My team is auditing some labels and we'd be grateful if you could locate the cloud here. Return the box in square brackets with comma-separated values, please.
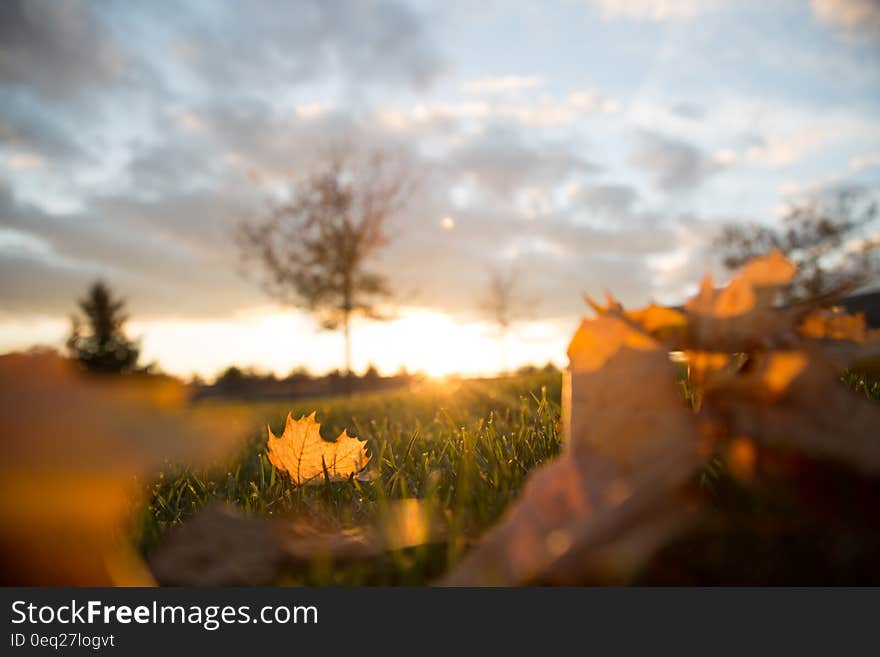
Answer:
[378, 90, 620, 132]
[631, 131, 729, 192]
[0, 94, 93, 168]
[744, 129, 833, 168]
[596, 0, 718, 22]
[669, 102, 705, 121]
[0, 0, 127, 98]
[574, 183, 640, 216]
[851, 153, 880, 172]
[374, 208, 688, 319]
[5, 0, 873, 347]
[0, 1, 446, 107]
[0, 0, 449, 217]
[812, 0, 880, 44]
[0, 177, 258, 318]
[141, 0, 446, 97]
[2, 153, 45, 171]
[746, 136, 799, 169]
[0, 72, 718, 328]
[295, 102, 336, 120]
[462, 75, 544, 95]
[442, 125, 599, 199]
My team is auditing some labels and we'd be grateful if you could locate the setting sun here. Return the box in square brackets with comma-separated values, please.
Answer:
[128, 307, 567, 380]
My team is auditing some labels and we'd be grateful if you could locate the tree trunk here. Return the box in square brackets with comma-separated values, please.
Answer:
[343, 312, 353, 395]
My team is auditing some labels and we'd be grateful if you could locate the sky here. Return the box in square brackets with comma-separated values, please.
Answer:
[1, 0, 879, 379]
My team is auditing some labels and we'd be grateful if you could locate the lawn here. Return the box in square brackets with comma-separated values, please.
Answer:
[137, 367, 880, 585]
[138, 370, 563, 585]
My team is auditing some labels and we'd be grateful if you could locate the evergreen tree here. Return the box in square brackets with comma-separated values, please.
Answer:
[67, 281, 140, 374]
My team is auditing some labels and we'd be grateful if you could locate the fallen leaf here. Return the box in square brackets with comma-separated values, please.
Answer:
[150, 500, 437, 585]
[446, 249, 880, 586]
[0, 351, 246, 585]
[149, 504, 285, 586]
[267, 411, 370, 485]
[445, 315, 701, 585]
[625, 302, 687, 338]
[705, 347, 880, 475]
[682, 251, 803, 352]
[737, 248, 798, 289]
[799, 308, 870, 342]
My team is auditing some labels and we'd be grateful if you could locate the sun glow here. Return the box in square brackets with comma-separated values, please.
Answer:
[357, 310, 498, 378]
[0, 306, 568, 380]
[131, 307, 567, 379]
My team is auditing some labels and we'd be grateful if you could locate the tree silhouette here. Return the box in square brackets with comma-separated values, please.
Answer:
[66, 281, 140, 374]
[716, 189, 879, 301]
[238, 150, 410, 376]
[481, 266, 526, 374]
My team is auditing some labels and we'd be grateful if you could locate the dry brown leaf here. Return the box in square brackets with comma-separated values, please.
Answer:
[684, 351, 736, 390]
[625, 302, 687, 338]
[683, 251, 802, 351]
[150, 500, 436, 586]
[704, 348, 880, 475]
[582, 291, 625, 317]
[447, 249, 879, 586]
[149, 503, 380, 586]
[797, 307, 880, 377]
[566, 316, 699, 471]
[737, 248, 798, 289]
[445, 315, 701, 585]
[267, 411, 370, 485]
[583, 291, 687, 342]
[0, 351, 246, 585]
[149, 504, 285, 586]
[799, 308, 870, 342]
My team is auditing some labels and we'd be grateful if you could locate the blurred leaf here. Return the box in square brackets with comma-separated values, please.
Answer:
[445, 248, 880, 585]
[0, 352, 246, 585]
[149, 500, 437, 585]
[444, 315, 701, 585]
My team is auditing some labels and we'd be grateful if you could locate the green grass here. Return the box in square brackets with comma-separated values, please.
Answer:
[137, 367, 879, 585]
[138, 371, 563, 584]
[842, 370, 880, 401]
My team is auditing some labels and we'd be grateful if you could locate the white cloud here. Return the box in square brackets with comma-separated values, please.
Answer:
[746, 129, 833, 168]
[462, 75, 543, 95]
[597, 0, 718, 21]
[295, 102, 335, 120]
[812, 0, 880, 44]
[850, 152, 880, 172]
[3, 152, 46, 170]
[713, 149, 738, 167]
[176, 110, 205, 132]
[378, 89, 620, 130]
[0, 227, 53, 257]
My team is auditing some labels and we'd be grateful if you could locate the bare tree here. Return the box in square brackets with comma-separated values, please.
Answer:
[716, 189, 879, 301]
[237, 150, 411, 376]
[481, 266, 525, 374]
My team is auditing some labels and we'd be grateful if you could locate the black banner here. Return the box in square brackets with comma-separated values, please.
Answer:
[1, 588, 877, 654]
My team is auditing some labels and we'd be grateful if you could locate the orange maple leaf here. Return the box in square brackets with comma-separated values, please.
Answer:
[267, 412, 370, 485]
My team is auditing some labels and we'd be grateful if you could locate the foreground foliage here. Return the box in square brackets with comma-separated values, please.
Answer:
[446, 250, 880, 585]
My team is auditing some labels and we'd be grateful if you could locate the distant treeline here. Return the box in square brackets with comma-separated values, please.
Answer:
[193, 364, 416, 400]
[193, 362, 560, 400]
